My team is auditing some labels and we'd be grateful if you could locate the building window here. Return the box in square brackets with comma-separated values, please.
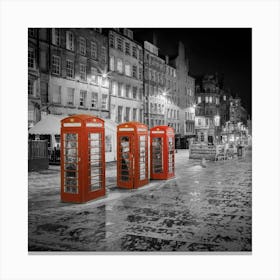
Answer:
[80, 63, 86, 81]
[197, 96, 201, 103]
[198, 118, 201, 126]
[112, 81, 118, 95]
[209, 96, 213, 103]
[67, 88, 75, 106]
[118, 83, 123, 97]
[80, 90, 87, 107]
[125, 107, 130, 122]
[91, 67, 98, 84]
[91, 92, 98, 108]
[139, 50, 143, 61]
[28, 48, 35, 68]
[52, 28, 60, 46]
[223, 95, 227, 101]
[125, 85, 130, 98]
[117, 106, 123, 123]
[133, 108, 137, 121]
[66, 31, 75, 51]
[101, 47, 106, 63]
[132, 65, 137, 78]
[28, 80, 34, 96]
[216, 98, 219, 105]
[53, 85, 61, 104]
[109, 33, 114, 48]
[125, 42, 130, 55]
[139, 67, 143, 80]
[132, 46, 137, 58]
[66, 60, 74, 78]
[133, 87, 137, 99]
[139, 87, 143, 100]
[91, 42, 97, 59]
[52, 55, 60, 75]
[117, 37, 123, 51]
[79, 37, 86, 55]
[117, 59, 123, 73]
[110, 56, 115, 71]
[205, 96, 209, 103]
[124, 64, 130, 76]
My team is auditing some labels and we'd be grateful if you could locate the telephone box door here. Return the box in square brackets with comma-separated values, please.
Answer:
[117, 135, 134, 188]
[87, 131, 105, 200]
[62, 131, 82, 201]
[151, 136, 164, 175]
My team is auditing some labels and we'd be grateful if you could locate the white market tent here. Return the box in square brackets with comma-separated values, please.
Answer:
[28, 114, 117, 162]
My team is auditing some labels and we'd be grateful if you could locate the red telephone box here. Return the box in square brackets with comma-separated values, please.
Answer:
[60, 115, 105, 203]
[150, 126, 175, 180]
[117, 122, 149, 189]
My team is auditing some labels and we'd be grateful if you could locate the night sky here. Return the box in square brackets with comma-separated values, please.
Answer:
[132, 28, 252, 116]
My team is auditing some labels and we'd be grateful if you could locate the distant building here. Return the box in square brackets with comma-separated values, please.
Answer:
[143, 41, 168, 129]
[170, 42, 195, 140]
[108, 28, 144, 124]
[194, 74, 224, 143]
[229, 97, 248, 125]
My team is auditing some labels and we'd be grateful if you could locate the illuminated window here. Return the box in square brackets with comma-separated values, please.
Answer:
[209, 96, 213, 103]
[223, 95, 226, 101]
[80, 64, 86, 81]
[205, 96, 209, 103]
[117, 59, 123, 73]
[197, 96, 201, 103]
[125, 64, 131, 76]
[110, 56, 115, 71]
[112, 81, 118, 95]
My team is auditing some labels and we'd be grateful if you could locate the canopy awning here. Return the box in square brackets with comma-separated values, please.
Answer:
[28, 114, 117, 135]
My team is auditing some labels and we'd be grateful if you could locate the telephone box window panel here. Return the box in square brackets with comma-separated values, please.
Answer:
[152, 137, 163, 174]
[139, 135, 147, 180]
[88, 133, 102, 191]
[168, 137, 174, 174]
[63, 133, 79, 193]
[120, 136, 130, 182]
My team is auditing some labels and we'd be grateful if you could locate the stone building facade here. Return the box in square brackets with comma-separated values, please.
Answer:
[28, 27, 110, 129]
[143, 41, 167, 129]
[108, 29, 144, 124]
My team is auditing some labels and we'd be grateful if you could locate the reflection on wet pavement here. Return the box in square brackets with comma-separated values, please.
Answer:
[28, 150, 252, 252]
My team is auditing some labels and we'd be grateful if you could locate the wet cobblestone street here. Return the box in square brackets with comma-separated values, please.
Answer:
[28, 150, 252, 252]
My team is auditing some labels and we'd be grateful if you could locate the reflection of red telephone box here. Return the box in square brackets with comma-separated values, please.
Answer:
[117, 122, 149, 189]
[60, 115, 105, 203]
[150, 126, 175, 180]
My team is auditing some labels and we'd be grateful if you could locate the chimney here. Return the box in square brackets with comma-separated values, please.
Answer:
[165, 55, 169, 65]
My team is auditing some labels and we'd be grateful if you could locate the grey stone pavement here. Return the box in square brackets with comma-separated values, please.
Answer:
[28, 149, 252, 252]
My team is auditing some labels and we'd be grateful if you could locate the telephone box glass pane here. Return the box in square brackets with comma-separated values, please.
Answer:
[139, 135, 146, 180]
[88, 133, 102, 191]
[152, 137, 163, 174]
[120, 136, 130, 181]
[168, 137, 174, 173]
[64, 133, 78, 193]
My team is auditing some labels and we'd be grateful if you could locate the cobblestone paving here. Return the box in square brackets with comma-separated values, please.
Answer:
[28, 150, 252, 252]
